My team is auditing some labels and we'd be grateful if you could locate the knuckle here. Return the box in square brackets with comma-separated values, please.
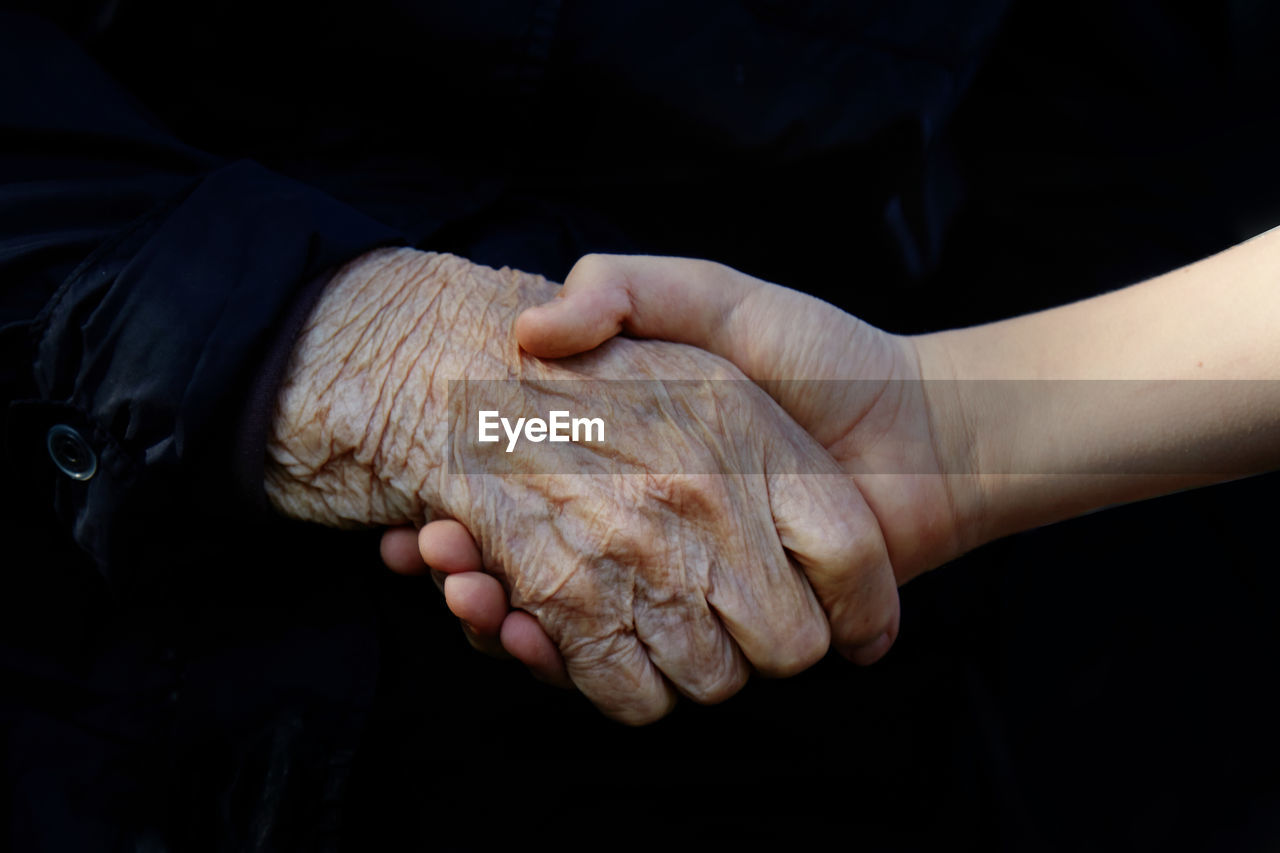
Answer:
[564, 633, 679, 726]
[560, 623, 635, 670]
[752, 616, 830, 677]
[568, 253, 620, 288]
[820, 523, 885, 574]
[507, 561, 586, 614]
[682, 660, 748, 706]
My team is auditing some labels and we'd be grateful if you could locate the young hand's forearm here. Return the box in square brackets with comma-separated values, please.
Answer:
[915, 226, 1280, 549]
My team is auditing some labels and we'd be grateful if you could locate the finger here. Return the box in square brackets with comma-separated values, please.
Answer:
[556, 624, 678, 726]
[515, 254, 759, 359]
[639, 615, 749, 705]
[844, 603, 900, 666]
[520, 255, 865, 441]
[767, 453, 900, 665]
[631, 560, 751, 704]
[443, 572, 508, 636]
[381, 526, 428, 575]
[701, 481, 833, 679]
[499, 610, 572, 689]
[413, 521, 513, 656]
[418, 519, 484, 574]
[501, 544, 679, 722]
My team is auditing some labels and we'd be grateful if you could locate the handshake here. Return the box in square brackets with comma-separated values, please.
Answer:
[264, 248, 949, 724]
[264, 238, 1280, 724]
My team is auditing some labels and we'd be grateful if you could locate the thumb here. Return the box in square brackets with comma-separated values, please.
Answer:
[515, 254, 760, 359]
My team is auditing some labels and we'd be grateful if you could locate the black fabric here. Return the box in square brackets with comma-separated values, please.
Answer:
[2, 2, 1279, 851]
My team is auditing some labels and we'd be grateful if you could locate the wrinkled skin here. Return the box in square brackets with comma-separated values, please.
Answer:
[387, 254, 959, 682]
[518, 254, 972, 583]
[266, 249, 898, 724]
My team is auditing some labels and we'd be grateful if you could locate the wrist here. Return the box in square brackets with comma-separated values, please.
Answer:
[907, 330, 998, 561]
[265, 249, 542, 526]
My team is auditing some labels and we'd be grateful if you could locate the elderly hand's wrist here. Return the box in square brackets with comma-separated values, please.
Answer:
[265, 248, 535, 526]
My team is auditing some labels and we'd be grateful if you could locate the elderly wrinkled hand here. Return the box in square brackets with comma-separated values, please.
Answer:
[265, 248, 898, 723]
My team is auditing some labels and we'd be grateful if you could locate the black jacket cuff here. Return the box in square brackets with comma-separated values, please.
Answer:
[15, 159, 403, 580]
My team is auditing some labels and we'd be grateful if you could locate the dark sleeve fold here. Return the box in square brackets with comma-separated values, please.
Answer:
[1, 12, 403, 582]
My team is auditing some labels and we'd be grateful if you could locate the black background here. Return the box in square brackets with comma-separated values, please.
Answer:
[351, 3, 1280, 849]
[4, 1, 1280, 850]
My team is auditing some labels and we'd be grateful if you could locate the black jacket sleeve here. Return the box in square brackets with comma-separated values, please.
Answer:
[1, 11, 403, 583]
